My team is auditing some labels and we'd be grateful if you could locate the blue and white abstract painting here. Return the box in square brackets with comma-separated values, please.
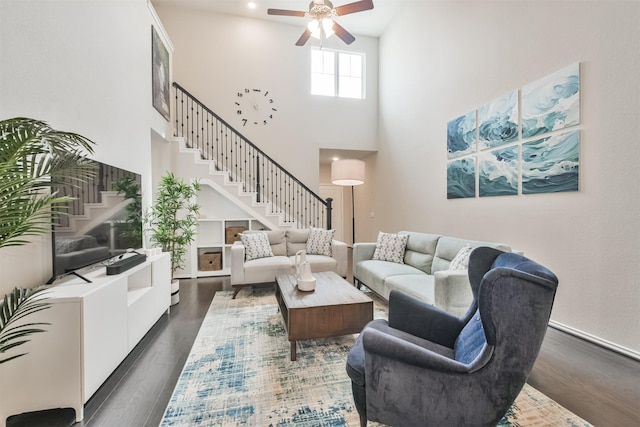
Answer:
[522, 130, 580, 194]
[479, 145, 519, 197]
[522, 63, 580, 138]
[447, 110, 477, 158]
[447, 157, 476, 199]
[478, 90, 519, 150]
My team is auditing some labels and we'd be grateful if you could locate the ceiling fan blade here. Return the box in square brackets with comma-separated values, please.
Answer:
[335, 0, 374, 16]
[267, 8, 306, 17]
[295, 29, 312, 46]
[332, 22, 356, 45]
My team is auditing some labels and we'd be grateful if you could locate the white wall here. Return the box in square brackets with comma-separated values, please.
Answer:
[377, 1, 640, 356]
[153, 5, 379, 191]
[0, 0, 168, 294]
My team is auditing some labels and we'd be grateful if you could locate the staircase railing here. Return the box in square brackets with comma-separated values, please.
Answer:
[172, 82, 332, 229]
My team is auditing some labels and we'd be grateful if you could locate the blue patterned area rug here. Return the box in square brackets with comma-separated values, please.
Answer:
[161, 289, 591, 427]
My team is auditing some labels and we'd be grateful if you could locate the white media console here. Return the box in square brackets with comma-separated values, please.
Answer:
[0, 252, 171, 426]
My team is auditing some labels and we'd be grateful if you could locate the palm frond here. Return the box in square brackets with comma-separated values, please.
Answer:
[0, 117, 96, 249]
[0, 287, 51, 364]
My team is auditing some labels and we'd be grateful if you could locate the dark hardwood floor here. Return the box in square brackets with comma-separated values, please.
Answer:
[7, 276, 640, 426]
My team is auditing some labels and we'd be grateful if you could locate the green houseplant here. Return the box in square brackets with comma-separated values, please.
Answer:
[146, 172, 200, 305]
[113, 175, 143, 248]
[0, 117, 96, 364]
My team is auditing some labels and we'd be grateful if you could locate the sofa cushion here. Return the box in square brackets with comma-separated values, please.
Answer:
[286, 228, 310, 256]
[266, 230, 287, 256]
[399, 232, 441, 273]
[384, 274, 436, 304]
[240, 232, 274, 261]
[373, 232, 409, 264]
[244, 230, 286, 256]
[355, 259, 423, 293]
[243, 255, 293, 284]
[432, 237, 506, 273]
[289, 254, 337, 273]
[449, 244, 473, 271]
[306, 228, 335, 256]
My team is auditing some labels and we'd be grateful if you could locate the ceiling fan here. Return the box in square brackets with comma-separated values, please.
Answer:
[268, 0, 374, 46]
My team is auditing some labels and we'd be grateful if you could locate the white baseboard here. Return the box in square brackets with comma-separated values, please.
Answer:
[549, 320, 640, 362]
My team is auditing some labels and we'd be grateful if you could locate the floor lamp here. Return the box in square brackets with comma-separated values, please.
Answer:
[331, 159, 365, 245]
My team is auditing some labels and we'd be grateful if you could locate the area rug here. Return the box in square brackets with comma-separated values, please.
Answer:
[161, 289, 592, 426]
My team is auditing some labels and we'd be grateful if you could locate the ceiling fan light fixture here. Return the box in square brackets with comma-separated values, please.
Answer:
[322, 18, 335, 37]
[307, 19, 321, 39]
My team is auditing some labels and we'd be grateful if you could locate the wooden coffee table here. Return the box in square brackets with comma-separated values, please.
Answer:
[275, 271, 373, 361]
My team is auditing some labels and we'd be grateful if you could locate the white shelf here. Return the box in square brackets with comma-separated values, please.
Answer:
[127, 287, 152, 306]
[185, 185, 271, 278]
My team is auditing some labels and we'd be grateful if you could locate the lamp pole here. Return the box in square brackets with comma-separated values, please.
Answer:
[351, 185, 356, 245]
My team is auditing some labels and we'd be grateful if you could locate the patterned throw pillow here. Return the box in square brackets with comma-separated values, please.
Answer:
[372, 232, 409, 264]
[240, 232, 274, 261]
[449, 244, 473, 271]
[306, 228, 335, 256]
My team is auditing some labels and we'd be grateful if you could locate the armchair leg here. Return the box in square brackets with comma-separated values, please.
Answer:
[359, 412, 367, 427]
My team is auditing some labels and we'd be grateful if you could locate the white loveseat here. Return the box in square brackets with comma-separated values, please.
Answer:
[230, 229, 348, 298]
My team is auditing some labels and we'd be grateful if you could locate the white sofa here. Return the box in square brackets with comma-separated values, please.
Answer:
[230, 229, 348, 298]
[353, 231, 510, 316]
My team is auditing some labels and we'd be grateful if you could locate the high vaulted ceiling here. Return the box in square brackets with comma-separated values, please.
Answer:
[150, 0, 406, 38]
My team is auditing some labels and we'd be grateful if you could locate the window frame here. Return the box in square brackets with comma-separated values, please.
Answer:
[310, 47, 366, 99]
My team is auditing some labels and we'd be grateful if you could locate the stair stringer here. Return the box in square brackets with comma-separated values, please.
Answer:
[169, 137, 295, 231]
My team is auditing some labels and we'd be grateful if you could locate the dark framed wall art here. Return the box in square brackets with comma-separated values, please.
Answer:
[152, 26, 170, 121]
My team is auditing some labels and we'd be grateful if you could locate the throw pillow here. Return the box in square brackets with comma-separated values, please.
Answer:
[240, 232, 274, 261]
[372, 232, 409, 264]
[449, 244, 473, 271]
[306, 228, 335, 256]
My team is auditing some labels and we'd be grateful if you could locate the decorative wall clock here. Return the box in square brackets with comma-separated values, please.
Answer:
[235, 88, 277, 126]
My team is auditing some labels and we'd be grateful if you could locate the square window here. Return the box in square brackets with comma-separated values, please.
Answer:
[311, 48, 364, 99]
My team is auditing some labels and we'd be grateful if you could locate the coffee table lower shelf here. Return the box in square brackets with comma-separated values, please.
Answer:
[275, 271, 373, 361]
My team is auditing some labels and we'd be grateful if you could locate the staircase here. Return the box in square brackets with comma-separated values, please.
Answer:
[171, 82, 332, 231]
[54, 191, 129, 237]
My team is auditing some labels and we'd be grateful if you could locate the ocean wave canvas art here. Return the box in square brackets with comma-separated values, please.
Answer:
[479, 145, 519, 197]
[478, 90, 519, 150]
[522, 63, 580, 138]
[522, 130, 580, 194]
[447, 110, 477, 158]
[447, 157, 476, 199]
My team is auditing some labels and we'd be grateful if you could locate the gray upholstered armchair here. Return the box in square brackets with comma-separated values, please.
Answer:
[346, 247, 559, 426]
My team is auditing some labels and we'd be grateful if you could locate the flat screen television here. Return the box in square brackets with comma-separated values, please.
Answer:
[49, 160, 143, 282]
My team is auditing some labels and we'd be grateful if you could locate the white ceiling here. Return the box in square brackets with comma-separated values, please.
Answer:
[151, 0, 406, 38]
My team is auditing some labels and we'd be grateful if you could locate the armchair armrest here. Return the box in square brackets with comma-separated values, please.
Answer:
[331, 239, 348, 277]
[362, 327, 470, 374]
[230, 241, 245, 285]
[388, 290, 464, 348]
[433, 270, 474, 317]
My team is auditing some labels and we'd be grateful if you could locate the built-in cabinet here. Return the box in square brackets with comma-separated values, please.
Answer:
[0, 253, 170, 426]
[176, 184, 269, 279]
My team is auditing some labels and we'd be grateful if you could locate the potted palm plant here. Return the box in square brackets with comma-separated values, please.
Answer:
[0, 117, 96, 364]
[146, 172, 200, 305]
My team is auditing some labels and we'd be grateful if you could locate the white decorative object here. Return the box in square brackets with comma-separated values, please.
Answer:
[295, 249, 316, 292]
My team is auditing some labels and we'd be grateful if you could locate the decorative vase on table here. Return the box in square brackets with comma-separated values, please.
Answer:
[295, 250, 316, 292]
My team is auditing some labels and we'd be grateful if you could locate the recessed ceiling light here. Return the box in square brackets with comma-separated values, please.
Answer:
[247, 1, 256, 9]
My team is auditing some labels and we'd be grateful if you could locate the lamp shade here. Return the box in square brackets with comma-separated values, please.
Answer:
[332, 159, 365, 186]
